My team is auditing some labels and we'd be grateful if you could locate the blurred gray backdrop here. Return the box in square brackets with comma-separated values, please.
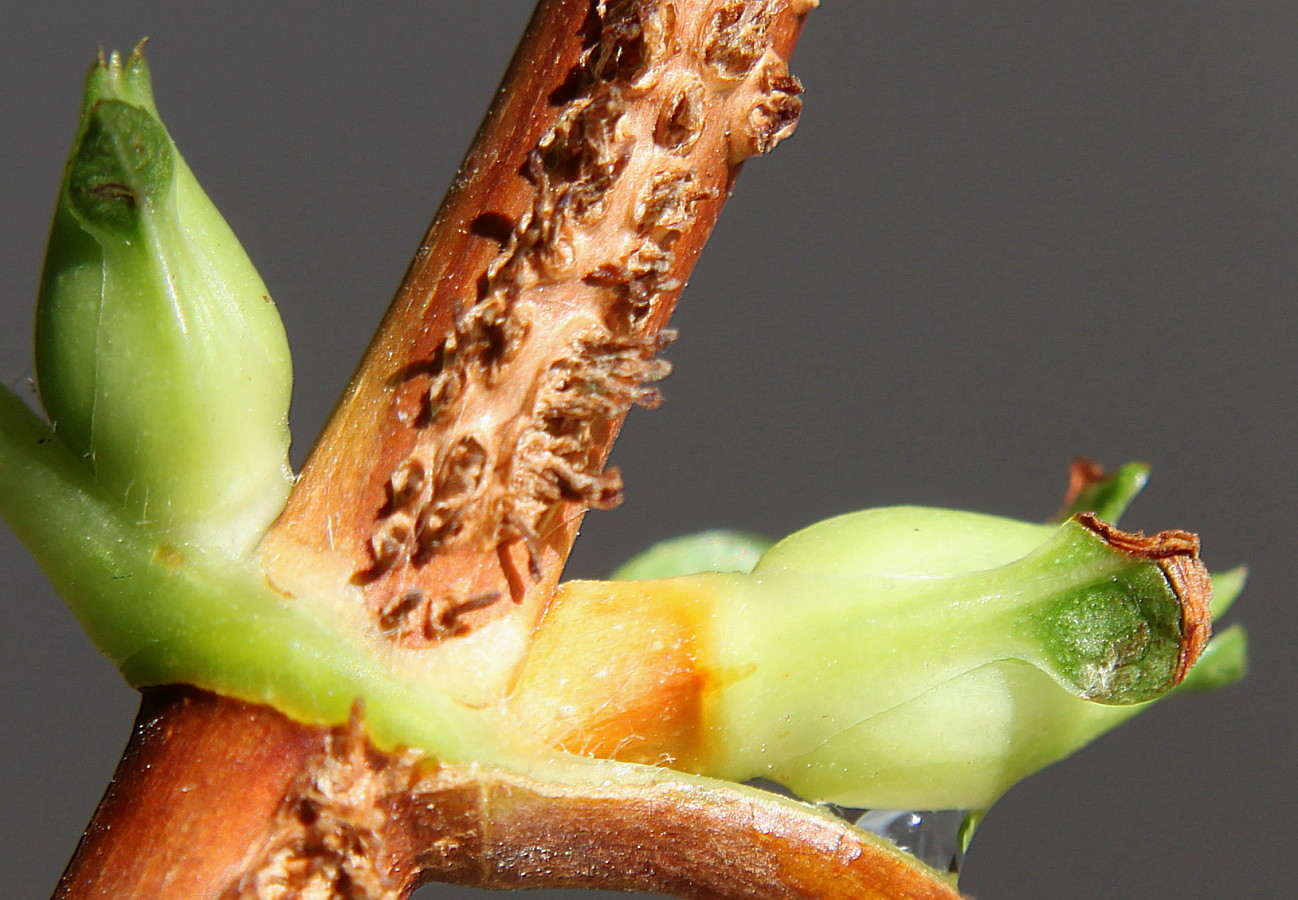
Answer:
[2, 3, 1293, 897]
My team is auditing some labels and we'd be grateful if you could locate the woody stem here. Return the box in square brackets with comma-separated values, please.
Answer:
[43, 4, 958, 899]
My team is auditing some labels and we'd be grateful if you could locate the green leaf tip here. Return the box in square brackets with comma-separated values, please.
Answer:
[1056, 458, 1150, 523]
[67, 98, 173, 237]
[611, 529, 772, 580]
[1209, 566, 1247, 618]
[34, 44, 293, 558]
[85, 41, 158, 114]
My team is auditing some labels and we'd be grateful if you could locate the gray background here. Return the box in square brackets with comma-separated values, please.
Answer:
[1, 3, 1292, 897]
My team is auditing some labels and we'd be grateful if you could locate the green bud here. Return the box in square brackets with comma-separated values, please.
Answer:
[35, 46, 292, 557]
[598, 488, 1229, 808]
[690, 506, 1217, 810]
[596, 489, 1240, 812]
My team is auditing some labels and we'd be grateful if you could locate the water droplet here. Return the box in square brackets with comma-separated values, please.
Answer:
[744, 780, 979, 875]
[849, 808, 974, 874]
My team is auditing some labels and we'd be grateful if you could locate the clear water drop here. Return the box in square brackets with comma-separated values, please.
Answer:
[849, 808, 974, 874]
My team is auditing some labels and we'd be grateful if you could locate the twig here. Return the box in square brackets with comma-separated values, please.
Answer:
[49, 3, 962, 898]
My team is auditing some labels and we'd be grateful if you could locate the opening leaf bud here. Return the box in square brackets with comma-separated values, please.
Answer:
[35, 45, 292, 557]
[512, 506, 1220, 811]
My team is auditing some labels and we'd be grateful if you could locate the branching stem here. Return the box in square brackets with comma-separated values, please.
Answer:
[51, 3, 964, 899]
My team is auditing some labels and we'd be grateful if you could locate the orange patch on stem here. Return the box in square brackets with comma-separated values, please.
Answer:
[509, 579, 709, 767]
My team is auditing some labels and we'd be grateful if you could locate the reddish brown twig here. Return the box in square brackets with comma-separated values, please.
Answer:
[54, 689, 317, 898]
[60, 686, 962, 900]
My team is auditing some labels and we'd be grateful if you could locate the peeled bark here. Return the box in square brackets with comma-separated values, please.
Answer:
[260, 0, 816, 700]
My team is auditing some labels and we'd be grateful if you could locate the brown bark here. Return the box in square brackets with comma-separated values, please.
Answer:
[396, 766, 963, 900]
[54, 688, 319, 898]
[58, 686, 961, 900]
[51, 2, 965, 898]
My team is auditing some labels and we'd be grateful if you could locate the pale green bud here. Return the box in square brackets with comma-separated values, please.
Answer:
[581, 482, 1239, 813]
[698, 509, 1210, 809]
[35, 46, 292, 557]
